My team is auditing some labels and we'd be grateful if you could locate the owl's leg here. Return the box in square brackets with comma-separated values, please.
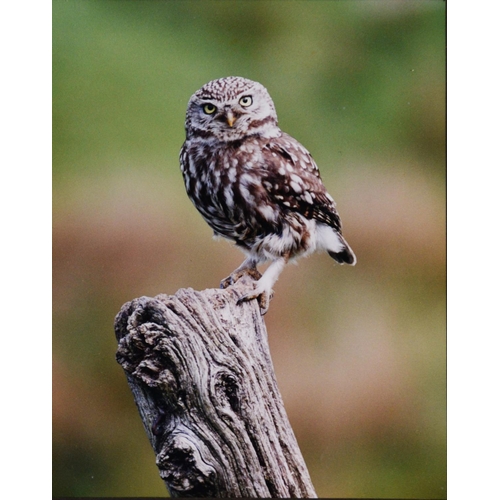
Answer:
[220, 257, 262, 289]
[237, 257, 287, 315]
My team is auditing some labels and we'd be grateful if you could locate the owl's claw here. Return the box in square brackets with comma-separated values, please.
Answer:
[220, 266, 271, 314]
[236, 287, 274, 316]
[220, 267, 262, 289]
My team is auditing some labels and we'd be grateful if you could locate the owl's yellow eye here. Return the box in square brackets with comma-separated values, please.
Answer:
[239, 96, 253, 107]
[203, 103, 216, 115]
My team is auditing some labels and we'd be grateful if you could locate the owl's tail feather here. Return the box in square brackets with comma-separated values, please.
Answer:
[328, 246, 356, 265]
[316, 223, 357, 265]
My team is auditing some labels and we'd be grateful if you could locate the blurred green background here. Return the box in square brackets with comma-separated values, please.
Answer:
[53, 0, 445, 497]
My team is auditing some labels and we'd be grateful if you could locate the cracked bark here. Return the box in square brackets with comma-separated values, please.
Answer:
[114, 276, 317, 498]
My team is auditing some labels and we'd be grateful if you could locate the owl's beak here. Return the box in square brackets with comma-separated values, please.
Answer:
[226, 111, 236, 127]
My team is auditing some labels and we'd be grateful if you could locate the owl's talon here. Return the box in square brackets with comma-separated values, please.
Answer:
[236, 288, 274, 316]
[220, 268, 262, 289]
[220, 276, 234, 289]
[258, 291, 273, 315]
[245, 268, 263, 282]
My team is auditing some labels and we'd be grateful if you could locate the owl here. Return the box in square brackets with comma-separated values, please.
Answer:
[180, 76, 356, 314]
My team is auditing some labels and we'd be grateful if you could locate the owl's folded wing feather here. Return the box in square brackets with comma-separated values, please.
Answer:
[261, 134, 343, 233]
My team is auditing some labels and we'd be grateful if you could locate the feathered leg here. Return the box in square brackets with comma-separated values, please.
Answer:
[237, 257, 287, 315]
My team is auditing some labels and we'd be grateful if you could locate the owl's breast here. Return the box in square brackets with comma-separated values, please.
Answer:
[181, 139, 280, 244]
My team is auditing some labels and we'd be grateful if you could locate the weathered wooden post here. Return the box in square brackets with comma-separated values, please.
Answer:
[114, 276, 317, 497]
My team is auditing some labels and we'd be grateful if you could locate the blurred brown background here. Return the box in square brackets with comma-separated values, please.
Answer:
[53, 1, 446, 497]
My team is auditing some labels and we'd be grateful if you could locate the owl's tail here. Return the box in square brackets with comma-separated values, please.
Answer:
[316, 223, 356, 265]
[328, 243, 356, 265]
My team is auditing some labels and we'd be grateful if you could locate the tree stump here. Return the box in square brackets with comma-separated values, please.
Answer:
[114, 276, 317, 498]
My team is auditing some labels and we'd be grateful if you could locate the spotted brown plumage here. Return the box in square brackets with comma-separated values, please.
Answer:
[180, 77, 356, 314]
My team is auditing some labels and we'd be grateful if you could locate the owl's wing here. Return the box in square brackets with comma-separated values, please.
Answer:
[261, 133, 343, 232]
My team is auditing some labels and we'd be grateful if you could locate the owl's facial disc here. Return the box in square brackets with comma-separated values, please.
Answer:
[223, 95, 256, 128]
[199, 101, 239, 127]
[186, 78, 279, 141]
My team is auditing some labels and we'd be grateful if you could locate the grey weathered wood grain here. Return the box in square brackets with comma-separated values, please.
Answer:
[114, 276, 317, 498]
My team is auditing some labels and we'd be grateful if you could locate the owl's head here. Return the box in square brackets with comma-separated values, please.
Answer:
[185, 77, 279, 142]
